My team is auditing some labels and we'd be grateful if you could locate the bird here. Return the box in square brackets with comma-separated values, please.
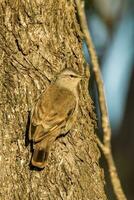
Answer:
[29, 68, 84, 168]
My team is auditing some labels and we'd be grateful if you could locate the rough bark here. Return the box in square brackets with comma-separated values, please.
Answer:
[0, 0, 107, 199]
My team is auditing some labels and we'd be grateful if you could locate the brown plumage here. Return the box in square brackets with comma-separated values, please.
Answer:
[29, 68, 83, 168]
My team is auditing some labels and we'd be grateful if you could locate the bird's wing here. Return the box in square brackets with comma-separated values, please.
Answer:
[29, 85, 76, 143]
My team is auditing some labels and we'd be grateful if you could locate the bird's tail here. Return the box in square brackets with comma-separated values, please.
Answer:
[31, 148, 49, 168]
[31, 127, 61, 168]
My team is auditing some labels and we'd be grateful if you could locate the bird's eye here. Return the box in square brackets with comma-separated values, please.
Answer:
[70, 75, 74, 78]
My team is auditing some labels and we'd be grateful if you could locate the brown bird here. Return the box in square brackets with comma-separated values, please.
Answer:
[29, 68, 83, 168]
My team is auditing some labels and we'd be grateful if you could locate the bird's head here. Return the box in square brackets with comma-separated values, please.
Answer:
[56, 68, 84, 90]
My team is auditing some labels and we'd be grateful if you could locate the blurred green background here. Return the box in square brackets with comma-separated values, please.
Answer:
[84, 0, 134, 199]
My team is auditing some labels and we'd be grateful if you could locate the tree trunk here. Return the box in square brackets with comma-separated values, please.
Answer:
[0, 0, 107, 199]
